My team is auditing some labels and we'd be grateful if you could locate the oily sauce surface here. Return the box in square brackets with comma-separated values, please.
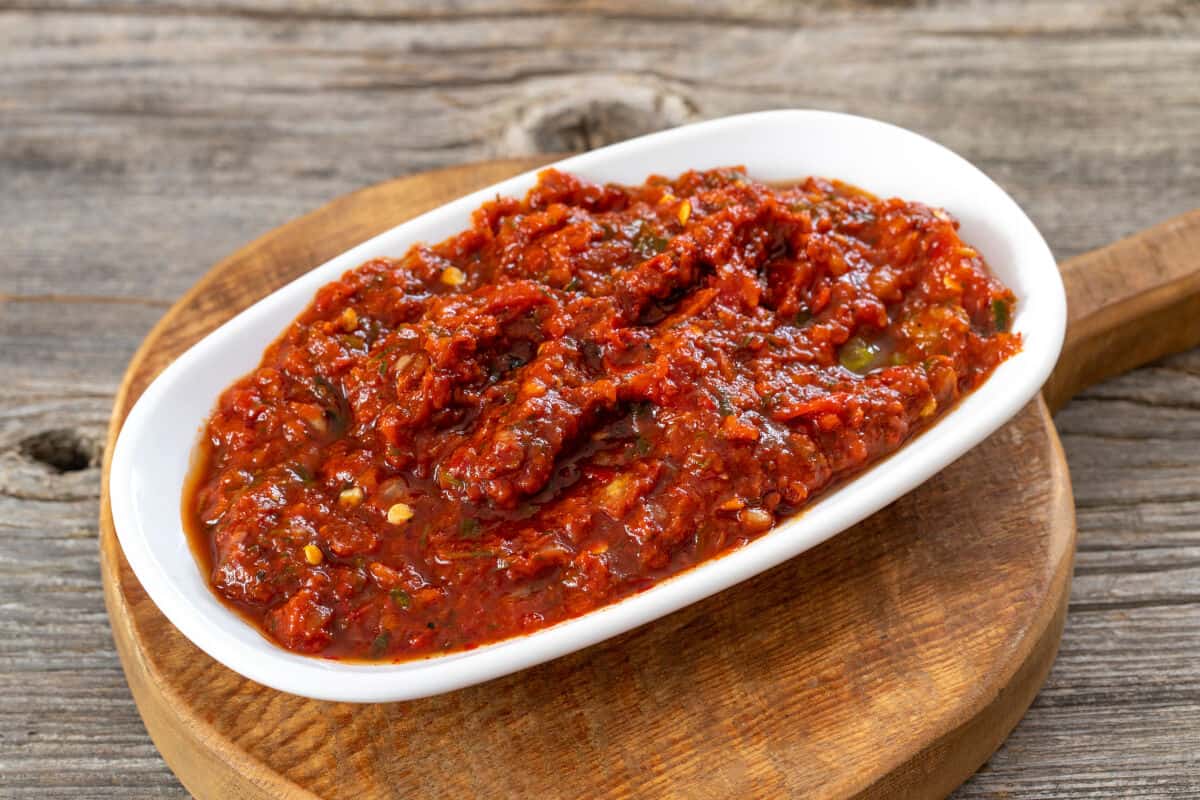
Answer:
[186, 168, 1019, 660]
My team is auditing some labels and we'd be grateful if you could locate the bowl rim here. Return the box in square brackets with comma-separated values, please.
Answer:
[109, 108, 1066, 702]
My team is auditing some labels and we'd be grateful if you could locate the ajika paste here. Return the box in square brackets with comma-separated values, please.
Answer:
[186, 167, 1020, 660]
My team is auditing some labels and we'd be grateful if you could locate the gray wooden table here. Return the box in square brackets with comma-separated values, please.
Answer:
[2, 1, 1198, 796]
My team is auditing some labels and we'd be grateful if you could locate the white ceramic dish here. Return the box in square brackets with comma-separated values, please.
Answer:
[109, 110, 1066, 703]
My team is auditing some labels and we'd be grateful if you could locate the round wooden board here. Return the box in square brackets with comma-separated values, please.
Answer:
[99, 159, 1075, 800]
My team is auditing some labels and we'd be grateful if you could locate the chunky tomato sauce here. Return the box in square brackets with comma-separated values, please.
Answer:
[186, 167, 1019, 660]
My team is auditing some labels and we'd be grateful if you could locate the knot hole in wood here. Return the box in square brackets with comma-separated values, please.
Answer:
[502, 80, 700, 155]
[19, 428, 100, 473]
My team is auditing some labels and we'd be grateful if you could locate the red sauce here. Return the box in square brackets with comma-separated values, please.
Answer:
[186, 167, 1019, 660]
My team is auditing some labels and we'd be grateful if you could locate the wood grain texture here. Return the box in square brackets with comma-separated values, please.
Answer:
[99, 160, 1076, 800]
[2, 0, 1199, 797]
[1044, 210, 1200, 412]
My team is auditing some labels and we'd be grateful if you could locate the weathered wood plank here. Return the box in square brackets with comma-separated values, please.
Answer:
[1, 0, 1198, 796]
[3, 2, 1198, 299]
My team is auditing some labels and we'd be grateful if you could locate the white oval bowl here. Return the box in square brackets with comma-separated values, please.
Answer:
[109, 110, 1066, 703]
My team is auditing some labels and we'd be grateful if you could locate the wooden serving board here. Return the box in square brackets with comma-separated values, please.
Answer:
[99, 159, 1200, 799]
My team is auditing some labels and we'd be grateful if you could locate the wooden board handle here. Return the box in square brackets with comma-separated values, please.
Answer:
[1043, 209, 1200, 412]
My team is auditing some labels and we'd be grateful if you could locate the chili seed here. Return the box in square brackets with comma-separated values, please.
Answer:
[441, 266, 467, 286]
[739, 507, 774, 532]
[387, 502, 415, 525]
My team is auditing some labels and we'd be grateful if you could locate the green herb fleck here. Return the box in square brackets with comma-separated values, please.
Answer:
[635, 435, 652, 456]
[370, 632, 390, 658]
[640, 235, 668, 257]
[436, 466, 466, 490]
[991, 299, 1011, 332]
[390, 588, 411, 609]
[794, 309, 813, 326]
[459, 518, 481, 539]
[713, 389, 734, 417]
[564, 276, 582, 292]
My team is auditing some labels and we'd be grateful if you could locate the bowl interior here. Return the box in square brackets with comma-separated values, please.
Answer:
[110, 109, 1065, 701]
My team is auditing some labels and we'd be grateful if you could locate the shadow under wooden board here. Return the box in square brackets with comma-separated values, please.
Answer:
[99, 158, 1200, 799]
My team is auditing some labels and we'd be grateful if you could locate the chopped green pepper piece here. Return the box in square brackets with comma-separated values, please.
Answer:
[839, 336, 881, 374]
[632, 221, 670, 258]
